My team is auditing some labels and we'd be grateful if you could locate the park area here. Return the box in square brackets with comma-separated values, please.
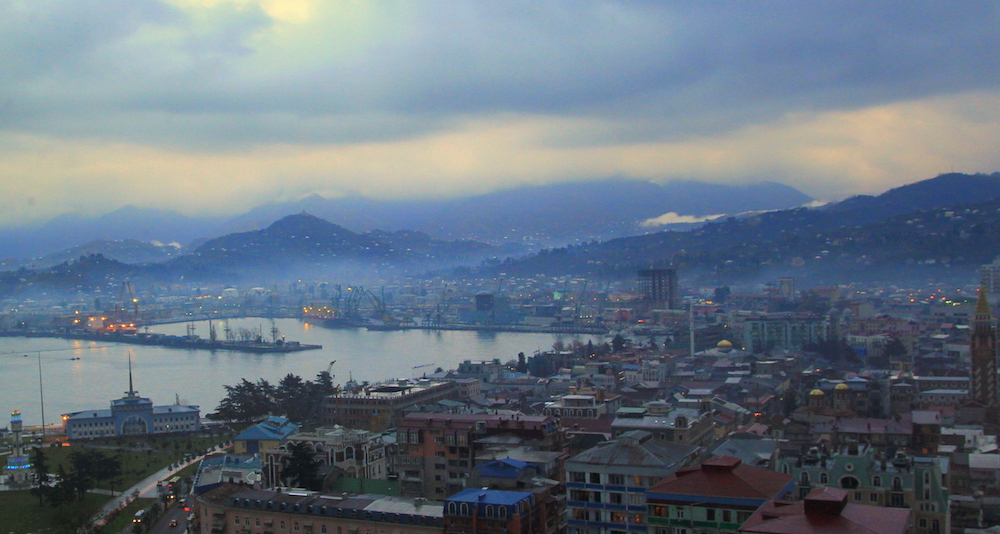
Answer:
[0, 431, 232, 533]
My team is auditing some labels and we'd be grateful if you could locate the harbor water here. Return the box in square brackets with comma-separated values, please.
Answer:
[0, 318, 599, 428]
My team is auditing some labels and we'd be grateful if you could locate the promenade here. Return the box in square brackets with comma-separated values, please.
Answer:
[86, 442, 232, 532]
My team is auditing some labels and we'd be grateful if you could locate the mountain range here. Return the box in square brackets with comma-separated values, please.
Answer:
[0, 178, 812, 265]
[4, 172, 1000, 293]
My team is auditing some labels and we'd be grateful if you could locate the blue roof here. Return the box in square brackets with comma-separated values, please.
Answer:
[447, 489, 533, 506]
[234, 416, 298, 441]
[479, 458, 530, 479]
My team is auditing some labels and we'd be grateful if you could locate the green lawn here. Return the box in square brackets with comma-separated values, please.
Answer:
[0, 431, 234, 533]
[0, 490, 109, 534]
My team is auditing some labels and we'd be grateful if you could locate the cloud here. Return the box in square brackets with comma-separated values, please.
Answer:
[1, 1, 1000, 226]
[641, 212, 726, 227]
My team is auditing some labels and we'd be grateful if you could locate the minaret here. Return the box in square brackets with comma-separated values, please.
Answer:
[970, 286, 998, 410]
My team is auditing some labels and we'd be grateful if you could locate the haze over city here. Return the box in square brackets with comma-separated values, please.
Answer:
[4, 1, 1000, 228]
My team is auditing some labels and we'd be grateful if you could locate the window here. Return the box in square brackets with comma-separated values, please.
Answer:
[872, 476, 881, 487]
[675, 507, 685, 519]
[235, 516, 240, 525]
[705, 509, 715, 521]
[722, 510, 731, 523]
[854, 492, 862, 501]
[651, 505, 666, 518]
[869, 493, 878, 503]
[800, 472, 809, 484]
[572, 472, 586, 483]
[609, 493, 623, 505]
[590, 473, 601, 484]
[840, 476, 860, 489]
[820, 472, 828, 484]
[609, 474, 625, 485]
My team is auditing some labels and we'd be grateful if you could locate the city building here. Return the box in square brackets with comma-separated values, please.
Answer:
[738, 487, 911, 534]
[233, 416, 299, 455]
[774, 444, 949, 534]
[193, 454, 264, 494]
[637, 268, 679, 311]
[566, 430, 698, 534]
[193, 484, 444, 534]
[740, 314, 825, 353]
[966, 287, 997, 421]
[396, 413, 563, 498]
[444, 488, 561, 534]
[321, 380, 458, 431]
[544, 389, 622, 420]
[646, 456, 794, 534]
[263, 426, 389, 487]
[61, 360, 200, 440]
[610, 407, 715, 447]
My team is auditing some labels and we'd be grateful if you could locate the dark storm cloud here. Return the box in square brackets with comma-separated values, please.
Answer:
[1, 1, 999, 148]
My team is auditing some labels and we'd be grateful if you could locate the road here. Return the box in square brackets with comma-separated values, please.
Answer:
[86, 443, 231, 532]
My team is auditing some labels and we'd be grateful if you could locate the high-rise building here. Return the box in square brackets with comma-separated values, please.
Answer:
[969, 287, 998, 411]
[637, 267, 679, 310]
[980, 258, 1000, 299]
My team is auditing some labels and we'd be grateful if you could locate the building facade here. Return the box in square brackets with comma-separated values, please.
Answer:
[62, 364, 200, 439]
[321, 380, 458, 431]
[566, 431, 698, 534]
[396, 413, 564, 499]
[194, 484, 444, 534]
[646, 456, 794, 534]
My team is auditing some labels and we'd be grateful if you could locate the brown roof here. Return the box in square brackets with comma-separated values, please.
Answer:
[648, 456, 793, 502]
[739, 488, 911, 534]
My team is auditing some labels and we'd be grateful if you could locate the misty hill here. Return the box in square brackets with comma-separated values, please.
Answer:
[484, 173, 1000, 286]
[230, 178, 814, 245]
[146, 213, 496, 282]
[0, 178, 811, 261]
[824, 172, 1000, 222]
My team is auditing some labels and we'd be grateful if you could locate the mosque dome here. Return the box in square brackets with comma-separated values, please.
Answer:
[809, 389, 825, 396]
[835, 383, 850, 391]
[717, 340, 733, 349]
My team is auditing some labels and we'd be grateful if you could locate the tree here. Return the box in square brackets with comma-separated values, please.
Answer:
[48, 465, 77, 508]
[31, 447, 50, 506]
[211, 378, 276, 424]
[713, 286, 731, 304]
[516, 352, 527, 373]
[611, 334, 630, 353]
[276, 373, 310, 423]
[281, 442, 322, 491]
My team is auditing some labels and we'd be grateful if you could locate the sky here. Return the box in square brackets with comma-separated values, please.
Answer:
[3, 0, 1000, 228]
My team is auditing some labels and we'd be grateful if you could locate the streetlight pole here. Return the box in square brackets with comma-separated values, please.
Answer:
[37, 352, 45, 441]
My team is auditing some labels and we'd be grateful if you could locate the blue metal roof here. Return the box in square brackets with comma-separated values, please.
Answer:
[446, 489, 532, 506]
[234, 416, 299, 441]
[479, 458, 529, 479]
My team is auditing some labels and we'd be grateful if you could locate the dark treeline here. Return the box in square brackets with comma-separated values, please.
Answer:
[209, 371, 336, 427]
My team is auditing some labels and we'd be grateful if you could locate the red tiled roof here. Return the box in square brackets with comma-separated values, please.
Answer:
[649, 455, 792, 501]
[740, 488, 911, 534]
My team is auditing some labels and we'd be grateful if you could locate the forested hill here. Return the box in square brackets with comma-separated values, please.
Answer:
[484, 174, 1000, 286]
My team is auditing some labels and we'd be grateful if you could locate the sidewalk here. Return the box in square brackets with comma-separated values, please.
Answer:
[86, 443, 231, 531]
